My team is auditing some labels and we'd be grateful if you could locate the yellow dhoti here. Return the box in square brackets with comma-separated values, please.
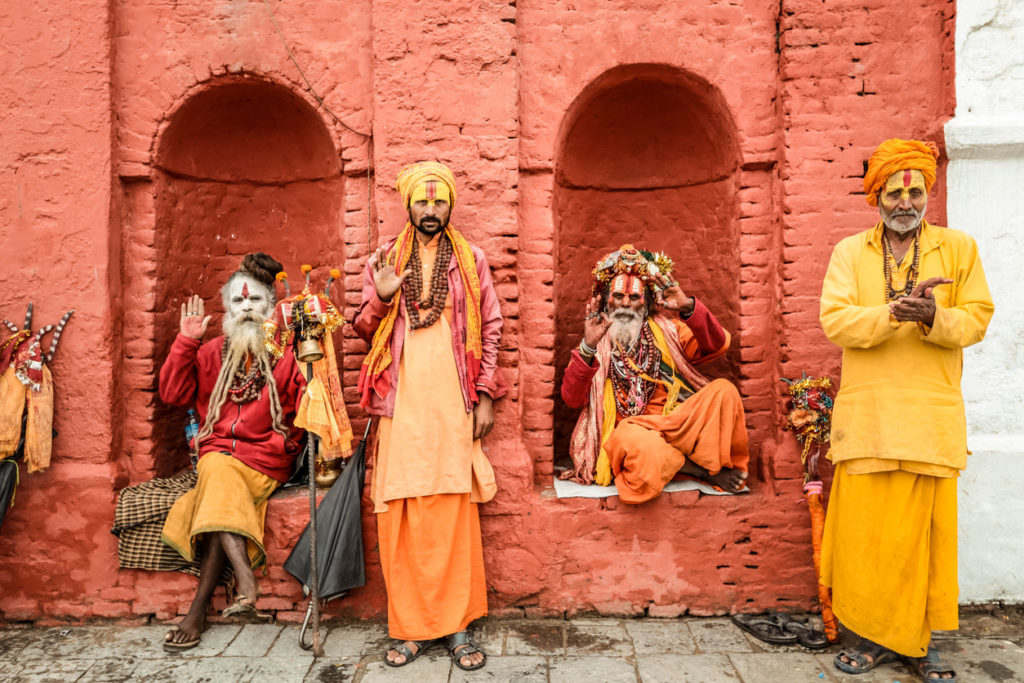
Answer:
[162, 451, 279, 569]
[821, 462, 958, 657]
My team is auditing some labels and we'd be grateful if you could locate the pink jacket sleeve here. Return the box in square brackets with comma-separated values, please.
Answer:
[474, 248, 504, 398]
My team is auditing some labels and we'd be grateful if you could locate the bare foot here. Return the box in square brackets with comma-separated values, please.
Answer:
[706, 467, 747, 492]
[165, 612, 204, 646]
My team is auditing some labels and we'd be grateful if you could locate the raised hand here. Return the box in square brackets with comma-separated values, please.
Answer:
[890, 276, 953, 325]
[370, 245, 412, 302]
[180, 295, 211, 340]
[646, 271, 694, 316]
[582, 295, 612, 350]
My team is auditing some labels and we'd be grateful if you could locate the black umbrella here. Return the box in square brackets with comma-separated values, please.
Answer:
[284, 419, 370, 648]
[0, 458, 17, 533]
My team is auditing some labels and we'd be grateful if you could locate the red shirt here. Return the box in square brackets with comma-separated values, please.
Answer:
[159, 333, 306, 482]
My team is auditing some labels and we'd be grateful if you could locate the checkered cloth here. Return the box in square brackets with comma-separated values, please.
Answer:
[111, 469, 232, 585]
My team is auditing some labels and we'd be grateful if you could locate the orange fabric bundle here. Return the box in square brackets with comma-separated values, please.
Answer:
[0, 367, 26, 457]
[25, 366, 53, 473]
[863, 138, 939, 206]
[295, 337, 353, 460]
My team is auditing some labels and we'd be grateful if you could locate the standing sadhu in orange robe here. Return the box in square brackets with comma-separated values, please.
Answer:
[352, 161, 504, 672]
[560, 245, 749, 502]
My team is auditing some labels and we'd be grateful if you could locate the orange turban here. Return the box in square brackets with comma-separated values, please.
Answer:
[394, 161, 457, 208]
[863, 138, 939, 206]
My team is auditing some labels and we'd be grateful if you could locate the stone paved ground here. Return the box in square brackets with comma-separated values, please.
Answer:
[1, 610, 1022, 682]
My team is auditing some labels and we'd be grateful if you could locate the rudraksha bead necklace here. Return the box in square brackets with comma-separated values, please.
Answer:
[609, 323, 661, 417]
[882, 228, 921, 302]
[221, 340, 275, 404]
[404, 232, 453, 329]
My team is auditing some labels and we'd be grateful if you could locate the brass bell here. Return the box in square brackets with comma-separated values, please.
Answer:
[296, 338, 324, 363]
[315, 457, 342, 488]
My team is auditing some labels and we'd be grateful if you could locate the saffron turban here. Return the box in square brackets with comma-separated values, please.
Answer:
[863, 138, 939, 206]
[395, 161, 458, 208]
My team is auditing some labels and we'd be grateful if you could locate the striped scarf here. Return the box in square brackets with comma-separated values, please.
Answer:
[358, 223, 482, 407]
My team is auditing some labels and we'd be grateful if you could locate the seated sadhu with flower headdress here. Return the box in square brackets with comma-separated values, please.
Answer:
[559, 245, 749, 502]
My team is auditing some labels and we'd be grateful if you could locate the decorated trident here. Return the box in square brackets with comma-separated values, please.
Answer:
[781, 373, 839, 644]
[264, 266, 352, 657]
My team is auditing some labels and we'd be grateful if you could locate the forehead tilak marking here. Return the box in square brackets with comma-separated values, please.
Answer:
[426, 180, 437, 200]
[903, 170, 912, 188]
[241, 281, 250, 298]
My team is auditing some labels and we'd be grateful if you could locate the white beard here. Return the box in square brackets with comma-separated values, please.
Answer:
[608, 307, 646, 350]
[222, 313, 265, 355]
[880, 204, 924, 234]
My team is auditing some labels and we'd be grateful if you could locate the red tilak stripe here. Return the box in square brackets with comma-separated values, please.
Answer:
[426, 180, 437, 200]
[903, 170, 912, 187]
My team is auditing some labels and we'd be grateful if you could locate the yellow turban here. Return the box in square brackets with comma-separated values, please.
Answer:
[863, 138, 939, 206]
[394, 161, 457, 208]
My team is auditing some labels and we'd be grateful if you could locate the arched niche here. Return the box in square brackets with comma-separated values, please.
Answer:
[552, 64, 743, 467]
[148, 77, 344, 474]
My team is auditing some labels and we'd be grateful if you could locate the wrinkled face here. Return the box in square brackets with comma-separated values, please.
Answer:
[408, 179, 452, 236]
[224, 275, 274, 323]
[879, 169, 928, 234]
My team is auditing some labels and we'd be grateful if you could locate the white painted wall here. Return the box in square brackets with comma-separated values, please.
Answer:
[946, 0, 1024, 603]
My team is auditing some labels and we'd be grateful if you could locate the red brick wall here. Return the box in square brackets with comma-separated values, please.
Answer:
[0, 0, 954, 623]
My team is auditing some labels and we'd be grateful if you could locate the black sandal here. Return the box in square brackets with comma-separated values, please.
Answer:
[834, 637, 898, 674]
[447, 631, 487, 671]
[383, 639, 435, 667]
[779, 614, 829, 650]
[731, 612, 799, 645]
[905, 646, 957, 681]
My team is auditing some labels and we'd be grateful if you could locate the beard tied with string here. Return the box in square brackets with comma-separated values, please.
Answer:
[197, 307, 288, 441]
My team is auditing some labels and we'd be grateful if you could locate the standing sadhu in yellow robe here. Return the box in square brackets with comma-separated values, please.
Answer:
[820, 138, 993, 681]
[352, 161, 504, 672]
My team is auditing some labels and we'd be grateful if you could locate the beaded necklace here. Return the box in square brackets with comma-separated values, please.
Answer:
[882, 228, 921, 302]
[220, 340, 275, 404]
[609, 323, 662, 417]
[404, 232, 453, 329]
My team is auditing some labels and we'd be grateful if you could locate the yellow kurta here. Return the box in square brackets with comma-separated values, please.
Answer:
[820, 220, 993, 472]
[819, 220, 992, 656]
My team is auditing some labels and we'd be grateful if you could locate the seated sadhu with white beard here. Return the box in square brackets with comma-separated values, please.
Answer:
[559, 245, 749, 503]
[159, 253, 305, 650]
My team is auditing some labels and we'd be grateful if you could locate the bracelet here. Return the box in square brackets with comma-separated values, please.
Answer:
[579, 339, 597, 357]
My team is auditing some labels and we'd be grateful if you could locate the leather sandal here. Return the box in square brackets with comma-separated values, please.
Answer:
[731, 612, 798, 645]
[834, 637, 898, 674]
[905, 646, 957, 681]
[778, 614, 829, 650]
[447, 631, 487, 671]
[383, 639, 435, 667]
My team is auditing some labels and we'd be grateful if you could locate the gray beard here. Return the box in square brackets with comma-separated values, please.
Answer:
[880, 205, 924, 234]
[222, 314, 264, 352]
[608, 307, 646, 350]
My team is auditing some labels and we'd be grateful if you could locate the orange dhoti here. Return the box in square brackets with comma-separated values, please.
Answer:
[377, 493, 487, 640]
[605, 378, 749, 504]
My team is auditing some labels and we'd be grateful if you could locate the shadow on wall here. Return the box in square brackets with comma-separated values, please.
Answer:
[147, 77, 345, 476]
[552, 64, 743, 468]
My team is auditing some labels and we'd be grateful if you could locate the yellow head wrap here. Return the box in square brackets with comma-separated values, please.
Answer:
[863, 138, 939, 207]
[394, 161, 458, 208]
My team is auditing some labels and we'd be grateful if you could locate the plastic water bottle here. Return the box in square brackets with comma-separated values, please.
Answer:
[185, 409, 200, 470]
